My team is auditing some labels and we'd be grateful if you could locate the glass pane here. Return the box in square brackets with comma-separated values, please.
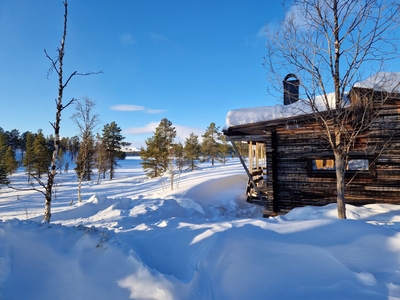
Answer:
[312, 159, 335, 170]
[347, 159, 369, 171]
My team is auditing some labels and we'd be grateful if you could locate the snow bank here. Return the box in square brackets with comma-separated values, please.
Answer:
[2, 159, 400, 299]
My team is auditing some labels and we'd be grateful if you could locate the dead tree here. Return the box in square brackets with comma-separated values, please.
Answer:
[264, 0, 400, 218]
[42, 1, 102, 222]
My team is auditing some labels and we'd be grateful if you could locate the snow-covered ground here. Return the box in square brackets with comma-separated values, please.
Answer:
[1, 157, 400, 299]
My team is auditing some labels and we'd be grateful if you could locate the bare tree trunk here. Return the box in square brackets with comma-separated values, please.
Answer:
[43, 1, 101, 222]
[43, 2, 69, 223]
[334, 151, 346, 219]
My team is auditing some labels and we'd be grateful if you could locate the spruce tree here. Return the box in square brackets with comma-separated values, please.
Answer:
[141, 118, 176, 178]
[201, 122, 221, 166]
[101, 122, 125, 180]
[184, 132, 201, 171]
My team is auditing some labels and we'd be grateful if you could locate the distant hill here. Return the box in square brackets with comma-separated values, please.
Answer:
[121, 147, 140, 156]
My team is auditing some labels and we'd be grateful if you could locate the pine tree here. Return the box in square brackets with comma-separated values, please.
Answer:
[0, 162, 8, 186]
[95, 133, 108, 182]
[140, 118, 176, 178]
[4, 146, 18, 175]
[218, 135, 231, 165]
[101, 122, 125, 180]
[234, 141, 248, 158]
[174, 142, 184, 173]
[184, 132, 201, 171]
[23, 132, 35, 182]
[0, 131, 7, 154]
[0, 132, 9, 186]
[57, 148, 64, 174]
[33, 130, 51, 178]
[68, 136, 80, 161]
[4, 129, 21, 153]
[201, 122, 221, 166]
[20, 131, 32, 160]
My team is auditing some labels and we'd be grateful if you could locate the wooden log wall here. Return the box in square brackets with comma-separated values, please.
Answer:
[264, 97, 400, 213]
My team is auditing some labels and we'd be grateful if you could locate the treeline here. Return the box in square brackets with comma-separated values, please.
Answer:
[0, 120, 128, 187]
[140, 118, 235, 179]
[0, 117, 245, 191]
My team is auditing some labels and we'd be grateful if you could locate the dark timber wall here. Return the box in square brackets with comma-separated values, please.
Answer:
[263, 95, 400, 213]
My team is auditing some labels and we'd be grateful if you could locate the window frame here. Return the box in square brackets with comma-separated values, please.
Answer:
[307, 154, 376, 178]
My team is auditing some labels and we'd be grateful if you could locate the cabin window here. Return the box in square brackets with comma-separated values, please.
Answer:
[347, 159, 369, 171]
[308, 156, 375, 177]
[312, 159, 335, 170]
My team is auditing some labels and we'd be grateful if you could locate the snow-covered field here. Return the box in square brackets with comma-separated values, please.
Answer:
[1, 157, 400, 299]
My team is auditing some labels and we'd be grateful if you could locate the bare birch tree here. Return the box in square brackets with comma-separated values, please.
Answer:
[264, 0, 400, 218]
[71, 97, 100, 202]
[42, 1, 102, 222]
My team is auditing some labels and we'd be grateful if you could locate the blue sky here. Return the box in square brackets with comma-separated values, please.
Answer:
[0, 0, 283, 148]
[1, 1, 399, 149]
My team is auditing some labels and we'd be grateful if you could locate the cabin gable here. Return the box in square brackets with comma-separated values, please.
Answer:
[224, 84, 400, 216]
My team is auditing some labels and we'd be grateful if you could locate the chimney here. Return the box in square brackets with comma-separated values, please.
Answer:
[283, 74, 300, 105]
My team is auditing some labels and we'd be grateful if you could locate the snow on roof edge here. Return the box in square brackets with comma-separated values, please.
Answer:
[226, 72, 400, 127]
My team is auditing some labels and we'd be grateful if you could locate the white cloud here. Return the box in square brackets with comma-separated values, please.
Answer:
[123, 122, 159, 135]
[111, 105, 145, 112]
[145, 108, 166, 114]
[174, 124, 204, 142]
[258, 4, 310, 41]
[256, 25, 268, 39]
[120, 34, 136, 45]
[110, 105, 166, 114]
[284, 4, 309, 30]
[150, 32, 169, 43]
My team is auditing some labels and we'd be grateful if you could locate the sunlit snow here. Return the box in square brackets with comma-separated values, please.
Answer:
[1, 157, 400, 299]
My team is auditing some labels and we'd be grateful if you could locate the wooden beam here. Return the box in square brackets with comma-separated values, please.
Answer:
[249, 140, 253, 173]
[271, 130, 279, 212]
[256, 142, 259, 170]
[225, 135, 268, 141]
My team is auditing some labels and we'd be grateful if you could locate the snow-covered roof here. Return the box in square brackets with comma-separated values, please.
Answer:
[354, 72, 400, 93]
[226, 72, 400, 127]
[226, 93, 337, 127]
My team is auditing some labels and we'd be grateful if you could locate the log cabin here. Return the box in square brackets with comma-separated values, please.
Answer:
[223, 73, 400, 216]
